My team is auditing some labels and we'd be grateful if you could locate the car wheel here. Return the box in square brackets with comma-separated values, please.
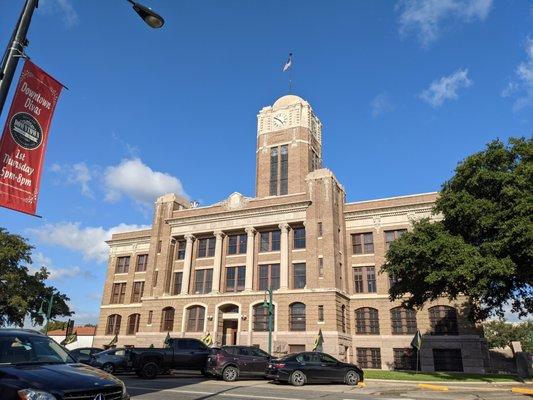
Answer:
[344, 370, 360, 386]
[140, 362, 159, 379]
[222, 366, 239, 382]
[289, 370, 306, 386]
[102, 363, 115, 374]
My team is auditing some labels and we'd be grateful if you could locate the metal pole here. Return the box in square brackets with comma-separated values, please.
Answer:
[267, 288, 273, 355]
[0, 0, 39, 118]
[43, 293, 54, 335]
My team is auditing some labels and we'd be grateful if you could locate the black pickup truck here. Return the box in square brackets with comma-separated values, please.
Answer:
[128, 338, 210, 379]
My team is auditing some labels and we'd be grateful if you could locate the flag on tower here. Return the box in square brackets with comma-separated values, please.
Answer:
[283, 53, 293, 72]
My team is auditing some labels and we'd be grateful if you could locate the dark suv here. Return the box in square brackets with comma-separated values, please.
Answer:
[0, 329, 129, 399]
[206, 345, 271, 381]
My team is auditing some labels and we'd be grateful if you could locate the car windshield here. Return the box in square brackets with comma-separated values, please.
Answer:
[0, 335, 75, 365]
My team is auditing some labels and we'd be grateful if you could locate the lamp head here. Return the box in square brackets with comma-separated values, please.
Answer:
[128, 0, 165, 28]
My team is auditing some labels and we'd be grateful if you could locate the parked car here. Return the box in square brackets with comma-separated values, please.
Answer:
[0, 329, 128, 400]
[69, 346, 104, 365]
[206, 345, 271, 381]
[266, 351, 364, 386]
[90, 347, 130, 374]
[128, 338, 210, 379]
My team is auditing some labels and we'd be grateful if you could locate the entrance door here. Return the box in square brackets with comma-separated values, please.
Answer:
[222, 320, 238, 345]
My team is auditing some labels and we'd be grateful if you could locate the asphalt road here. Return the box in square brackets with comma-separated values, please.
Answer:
[119, 372, 529, 400]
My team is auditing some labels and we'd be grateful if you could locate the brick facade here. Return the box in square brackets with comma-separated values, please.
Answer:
[95, 95, 489, 373]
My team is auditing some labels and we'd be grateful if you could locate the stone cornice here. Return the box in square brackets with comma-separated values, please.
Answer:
[166, 200, 311, 228]
[106, 236, 151, 246]
[344, 202, 437, 221]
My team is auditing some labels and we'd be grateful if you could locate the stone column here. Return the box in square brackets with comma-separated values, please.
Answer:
[244, 227, 256, 291]
[279, 223, 290, 290]
[181, 234, 195, 295]
[212, 230, 225, 293]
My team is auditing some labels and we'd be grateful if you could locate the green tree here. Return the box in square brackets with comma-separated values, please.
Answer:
[0, 227, 73, 327]
[382, 137, 533, 321]
[484, 320, 533, 354]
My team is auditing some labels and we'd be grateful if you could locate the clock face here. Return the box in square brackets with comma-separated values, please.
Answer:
[273, 113, 286, 128]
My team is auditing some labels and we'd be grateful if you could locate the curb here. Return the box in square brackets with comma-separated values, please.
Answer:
[418, 383, 449, 391]
[512, 387, 533, 395]
[366, 378, 525, 386]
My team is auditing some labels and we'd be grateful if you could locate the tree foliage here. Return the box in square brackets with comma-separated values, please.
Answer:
[483, 320, 533, 353]
[0, 227, 73, 327]
[382, 137, 533, 321]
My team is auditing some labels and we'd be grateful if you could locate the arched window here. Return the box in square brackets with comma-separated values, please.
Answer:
[289, 303, 306, 331]
[390, 307, 417, 335]
[186, 305, 205, 332]
[341, 305, 347, 333]
[160, 307, 175, 332]
[127, 313, 141, 335]
[106, 314, 121, 335]
[253, 303, 275, 331]
[429, 306, 458, 335]
[355, 307, 380, 334]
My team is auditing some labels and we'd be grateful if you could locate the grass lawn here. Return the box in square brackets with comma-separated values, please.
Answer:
[364, 370, 521, 382]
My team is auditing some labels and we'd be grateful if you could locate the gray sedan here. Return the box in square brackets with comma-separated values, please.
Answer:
[90, 348, 130, 374]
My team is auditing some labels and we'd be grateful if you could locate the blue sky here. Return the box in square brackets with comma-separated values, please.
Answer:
[1, 0, 531, 324]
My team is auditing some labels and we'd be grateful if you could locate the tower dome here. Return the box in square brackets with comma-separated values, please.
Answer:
[272, 94, 307, 110]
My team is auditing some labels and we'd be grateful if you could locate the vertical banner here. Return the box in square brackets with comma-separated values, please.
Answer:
[0, 60, 63, 215]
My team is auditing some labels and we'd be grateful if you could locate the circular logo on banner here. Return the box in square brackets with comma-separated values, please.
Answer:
[9, 112, 43, 150]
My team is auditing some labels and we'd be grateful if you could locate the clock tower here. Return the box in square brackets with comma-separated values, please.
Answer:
[255, 95, 323, 198]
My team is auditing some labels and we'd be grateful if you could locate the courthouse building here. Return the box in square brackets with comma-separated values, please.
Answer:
[95, 95, 489, 372]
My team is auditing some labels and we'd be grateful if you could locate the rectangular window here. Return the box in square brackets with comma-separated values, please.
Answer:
[318, 305, 324, 322]
[269, 147, 278, 196]
[393, 348, 417, 371]
[356, 348, 382, 369]
[385, 229, 407, 250]
[197, 237, 216, 258]
[147, 310, 153, 325]
[131, 281, 144, 303]
[293, 227, 306, 249]
[225, 266, 246, 292]
[353, 267, 377, 293]
[366, 267, 376, 293]
[318, 258, 324, 278]
[318, 222, 323, 237]
[116, 256, 130, 273]
[259, 230, 281, 252]
[111, 283, 126, 304]
[289, 344, 305, 353]
[157, 240, 162, 253]
[135, 254, 148, 272]
[259, 264, 280, 291]
[292, 263, 306, 289]
[153, 270, 158, 286]
[172, 272, 183, 295]
[352, 233, 374, 255]
[227, 234, 247, 255]
[280, 145, 288, 195]
[175, 240, 186, 260]
[194, 268, 213, 294]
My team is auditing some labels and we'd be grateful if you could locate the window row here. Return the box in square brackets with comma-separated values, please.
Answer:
[354, 306, 458, 335]
[351, 229, 407, 255]
[174, 227, 307, 260]
[105, 305, 459, 337]
[110, 281, 145, 304]
[115, 254, 148, 274]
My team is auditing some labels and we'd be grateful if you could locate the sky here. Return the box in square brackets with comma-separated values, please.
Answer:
[0, 0, 531, 325]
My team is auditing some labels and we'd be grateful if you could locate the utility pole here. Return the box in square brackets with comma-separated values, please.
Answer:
[262, 288, 274, 355]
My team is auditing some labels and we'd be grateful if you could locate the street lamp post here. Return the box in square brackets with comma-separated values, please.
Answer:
[0, 0, 165, 118]
[262, 288, 274, 355]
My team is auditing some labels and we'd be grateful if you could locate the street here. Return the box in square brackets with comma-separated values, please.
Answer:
[120, 373, 531, 400]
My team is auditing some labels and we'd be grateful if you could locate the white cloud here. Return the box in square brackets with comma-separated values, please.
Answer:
[29, 252, 95, 281]
[28, 222, 150, 263]
[419, 68, 473, 107]
[51, 162, 93, 197]
[370, 93, 394, 117]
[397, 0, 492, 46]
[503, 37, 533, 112]
[104, 158, 188, 206]
[40, 0, 79, 28]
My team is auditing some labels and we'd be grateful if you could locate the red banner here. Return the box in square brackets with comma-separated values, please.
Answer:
[0, 60, 63, 215]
